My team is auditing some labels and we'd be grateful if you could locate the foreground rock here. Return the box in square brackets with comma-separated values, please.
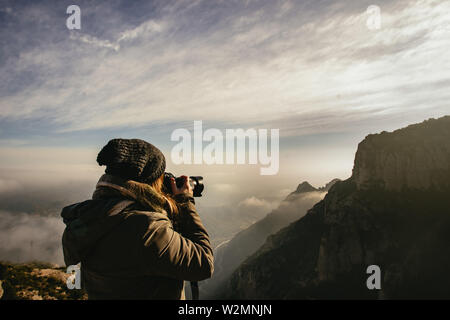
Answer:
[0, 262, 87, 300]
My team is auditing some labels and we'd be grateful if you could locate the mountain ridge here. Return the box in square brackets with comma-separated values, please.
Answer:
[353, 116, 450, 191]
[202, 179, 339, 298]
[222, 116, 450, 299]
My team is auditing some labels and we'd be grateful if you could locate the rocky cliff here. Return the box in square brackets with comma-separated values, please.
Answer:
[353, 116, 450, 191]
[223, 116, 450, 299]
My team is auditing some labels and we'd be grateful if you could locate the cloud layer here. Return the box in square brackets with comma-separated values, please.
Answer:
[0, 0, 448, 139]
[0, 210, 65, 265]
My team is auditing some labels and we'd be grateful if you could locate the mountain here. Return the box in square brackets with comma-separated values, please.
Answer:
[353, 117, 450, 191]
[283, 182, 318, 202]
[285, 179, 339, 202]
[202, 179, 339, 298]
[197, 204, 270, 249]
[222, 116, 450, 299]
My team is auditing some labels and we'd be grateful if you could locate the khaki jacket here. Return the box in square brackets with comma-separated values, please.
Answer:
[61, 176, 213, 300]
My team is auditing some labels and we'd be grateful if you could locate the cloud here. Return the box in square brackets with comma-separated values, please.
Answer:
[0, 0, 448, 137]
[238, 196, 278, 215]
[117, 19, 165, 42]
[0, 179, 21, 193]
[0, 168, 97, 265]
[69, 17, 166, 52]
[211, 183, 236, 192]
[0, 7, 12, 14]
[0, 165, 98, 214]
[0, 210, 65, 265]
[71, 33, 120, 52]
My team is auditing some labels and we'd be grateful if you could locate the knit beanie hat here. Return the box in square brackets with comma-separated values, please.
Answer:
[96, 138, 166, 184]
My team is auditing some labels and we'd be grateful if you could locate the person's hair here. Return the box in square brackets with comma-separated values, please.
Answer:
[150, 174, 179, 216]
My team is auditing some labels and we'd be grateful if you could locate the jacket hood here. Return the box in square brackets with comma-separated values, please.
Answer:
[61, 198, 134, 266]
[93, 174, 170, 214]
[61, 174, 172, 266]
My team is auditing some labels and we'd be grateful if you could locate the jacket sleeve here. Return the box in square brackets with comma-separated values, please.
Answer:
[141, 194, 214, 281]
[62, 228, 81, 267]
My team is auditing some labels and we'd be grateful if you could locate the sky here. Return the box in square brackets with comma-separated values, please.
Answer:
[0, 0, 450, 208]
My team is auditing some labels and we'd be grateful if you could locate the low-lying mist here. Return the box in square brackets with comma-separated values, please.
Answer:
[201, 189, 328, 298]
[0, 168, 296, 266]
[0, 170, 96, 265]
[0, 210, 65, 265]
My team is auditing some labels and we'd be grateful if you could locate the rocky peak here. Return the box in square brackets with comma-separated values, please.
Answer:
[320, 179, 341, 191]
[295, 181, 317, 193]
[224, 116, 450, 299]
[352, 116, 450, 191]
[284, 180, 339, 202]
[283, 182, 318, 202]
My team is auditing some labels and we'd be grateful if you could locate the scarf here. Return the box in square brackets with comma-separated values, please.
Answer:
[92, 174, 173, 219]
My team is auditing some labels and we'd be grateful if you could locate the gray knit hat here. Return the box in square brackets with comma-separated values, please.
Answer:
[96, 138, 166, 184]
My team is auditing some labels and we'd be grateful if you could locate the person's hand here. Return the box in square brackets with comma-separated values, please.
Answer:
[170, 175, 193, 196]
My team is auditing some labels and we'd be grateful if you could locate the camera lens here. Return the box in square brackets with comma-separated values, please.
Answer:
[190, 176, 204, 197]
[163, 173, 204, 197]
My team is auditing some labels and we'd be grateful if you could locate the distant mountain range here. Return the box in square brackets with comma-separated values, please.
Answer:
[202, 179, 339, 298]
[221, 116, 450, 299]
[197, 203, 270, 249]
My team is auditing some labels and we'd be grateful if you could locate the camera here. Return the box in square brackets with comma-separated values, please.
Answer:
[163, 172, 204, 197]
